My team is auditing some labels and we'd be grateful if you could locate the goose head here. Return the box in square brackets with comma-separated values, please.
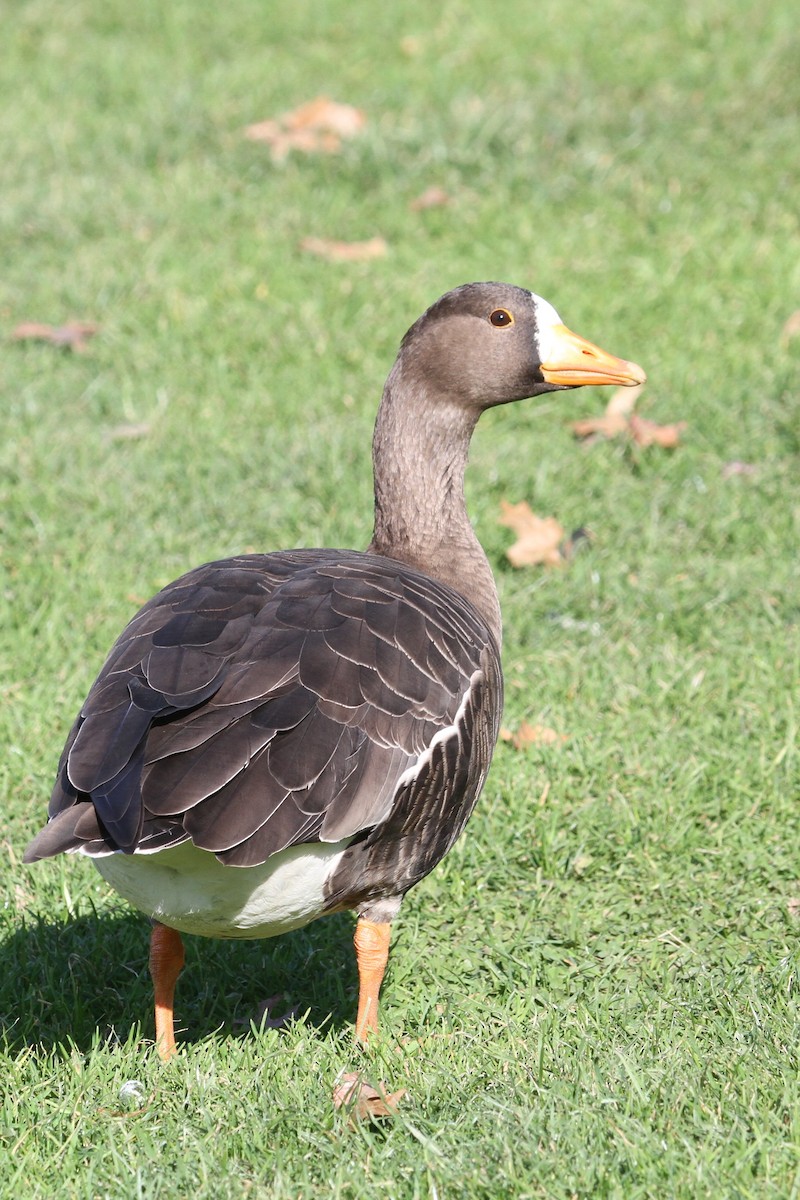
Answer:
[394, 281, 646, 411]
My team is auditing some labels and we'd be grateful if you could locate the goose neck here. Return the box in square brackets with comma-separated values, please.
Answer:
[367, 371, 502, 644]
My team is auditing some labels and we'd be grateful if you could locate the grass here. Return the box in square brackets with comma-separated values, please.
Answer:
[1, 0, 799, 1195]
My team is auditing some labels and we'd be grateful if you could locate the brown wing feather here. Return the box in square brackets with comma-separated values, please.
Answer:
[324, 648, 503, 909]
[23, 550, 498, 871]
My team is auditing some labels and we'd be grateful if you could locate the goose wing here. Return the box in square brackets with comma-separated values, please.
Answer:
[24, 549, 500, 871]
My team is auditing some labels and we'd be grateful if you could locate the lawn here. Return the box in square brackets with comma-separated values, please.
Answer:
[1, 0, 799, 1196]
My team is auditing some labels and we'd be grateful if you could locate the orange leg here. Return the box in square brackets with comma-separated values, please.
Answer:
[148, 922, 185, 1061]
[354, 918, 391, 1043]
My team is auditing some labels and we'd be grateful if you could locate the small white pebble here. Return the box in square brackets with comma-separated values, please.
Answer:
[118, 1080, 145, 1104]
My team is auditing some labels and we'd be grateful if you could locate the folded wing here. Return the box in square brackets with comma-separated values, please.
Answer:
[24, 550, 499, 871]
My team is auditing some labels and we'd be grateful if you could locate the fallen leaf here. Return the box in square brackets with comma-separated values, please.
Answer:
[788, 897, 800, 921]
[781, 310, 800, 346]
[628, 412, 687, 448]
[299, 235, 388, 263]
[570, 383, 643, 439]
[499, 500, 586, 567]
[245, 96, 366, 162]
[501, 722, 568, 750]
[571, 384, 686, 449]
[721, 460, 758, 480]
[333, 1072, 406, 1122]
[410, 186, 451, 211]
[12, 321, 98, 352]
[285, 97, 364, 139]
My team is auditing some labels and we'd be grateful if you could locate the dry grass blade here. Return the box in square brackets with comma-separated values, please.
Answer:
[12, 321, 99, 352]
[333, 1072, 407, 1123]
[410, 186, 451, 211]
[721, 460, 758, 480]
[105, 423, 152, 443]
[299, 236, 388, 262]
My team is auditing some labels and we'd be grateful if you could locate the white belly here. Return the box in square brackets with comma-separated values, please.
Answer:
[94, 838, 352, 939]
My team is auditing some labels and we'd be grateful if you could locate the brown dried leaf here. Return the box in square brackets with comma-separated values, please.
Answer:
[498, 501, 566, 567]
[245, 96, 366, 161]
[628, 413, 687, 448]
[781, 310, 800, 346]
[299, 235, 388, 263]
[410, 186, 451, 211]
[787, 897, 800, 921]
[333, 1072, 406, 1122]
[13, 321, 98, 353]
[501, 722, 568, 750]
[288, 97, 365, 138]
[572, 384, 685, 448]
[570, 384, 643, 439]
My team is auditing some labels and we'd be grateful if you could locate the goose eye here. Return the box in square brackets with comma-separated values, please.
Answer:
[489, 308, 514, 327]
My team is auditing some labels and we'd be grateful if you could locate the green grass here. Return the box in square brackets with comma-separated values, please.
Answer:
[2, 0, 800, 1195]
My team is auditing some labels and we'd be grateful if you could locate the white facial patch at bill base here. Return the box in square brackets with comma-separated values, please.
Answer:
[529, 292, 565, 363]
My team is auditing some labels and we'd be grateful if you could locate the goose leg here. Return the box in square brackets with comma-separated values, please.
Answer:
[148, 921, 185, 1060]
[354, 918, 391, 1043]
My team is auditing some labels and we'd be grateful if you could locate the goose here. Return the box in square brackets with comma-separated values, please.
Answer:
[24, 282, 645, 1058]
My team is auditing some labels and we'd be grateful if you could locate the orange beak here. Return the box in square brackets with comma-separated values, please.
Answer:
[540, 324, 646, 388]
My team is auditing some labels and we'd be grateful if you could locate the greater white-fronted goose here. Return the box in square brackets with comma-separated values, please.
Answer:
[24, 283, 645, 1058]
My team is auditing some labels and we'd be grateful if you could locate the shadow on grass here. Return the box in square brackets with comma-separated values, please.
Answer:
[1, 907, 360, 1054]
